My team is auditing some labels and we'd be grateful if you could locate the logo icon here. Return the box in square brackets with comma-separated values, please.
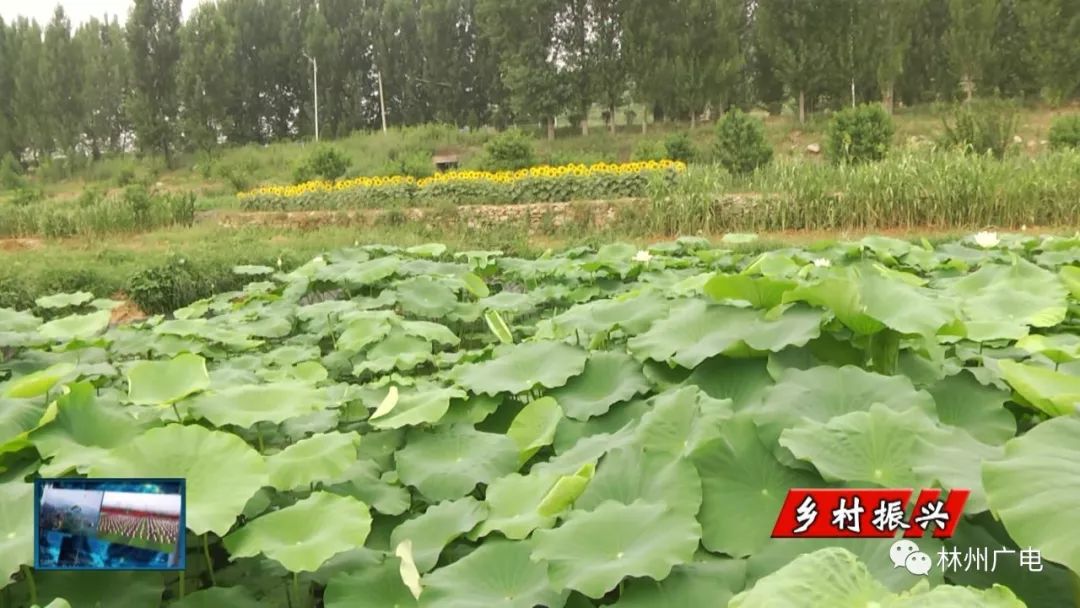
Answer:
[890, 539, 932, 576]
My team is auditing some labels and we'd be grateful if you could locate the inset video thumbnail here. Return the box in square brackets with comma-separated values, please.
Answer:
[35, 479, 185, 571]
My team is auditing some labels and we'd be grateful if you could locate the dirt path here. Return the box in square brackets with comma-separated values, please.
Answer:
[195, 197, 646, 230]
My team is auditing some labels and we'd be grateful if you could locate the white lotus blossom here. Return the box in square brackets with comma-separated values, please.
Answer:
[276, 257, 283, 269]
[812, 258, 832, 268]
[973, 231, 1000, 248]
[633, 250, 653, 263]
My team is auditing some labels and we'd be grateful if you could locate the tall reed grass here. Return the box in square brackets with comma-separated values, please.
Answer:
[0, 188, 196, 238]
[630, 149, 1080, 233]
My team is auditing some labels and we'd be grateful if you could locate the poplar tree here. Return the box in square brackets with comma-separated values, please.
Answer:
[126, 0, 183, 164]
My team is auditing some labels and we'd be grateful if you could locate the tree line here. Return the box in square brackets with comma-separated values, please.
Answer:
[0, 0, 1077, 167]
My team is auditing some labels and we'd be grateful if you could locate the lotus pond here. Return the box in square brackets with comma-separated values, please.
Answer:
[3, 233, 1080, 607]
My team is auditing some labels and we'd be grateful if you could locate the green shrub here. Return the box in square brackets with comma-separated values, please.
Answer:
[40, 211, 77, 238]
[294, 145, 352, 183]
[126, 257, 208, 314]
[664, 132, 697, 163]
[1048, 115, 1080, 150]
[480, 129, 536, 171]
[714, 109, 773, 175]
[115, 165, 138, 187]
[76, 186, 106, 207]
[394, 149, 436, 179]
[826, 104, 894, 164]
[37, 157, 74, 182]
[11, 186, 44, 207]
[941, 100, 1018, 159]
[632, 140, 667, 162]
[217, 159, 256, 192]
[0, 153, 24, 190]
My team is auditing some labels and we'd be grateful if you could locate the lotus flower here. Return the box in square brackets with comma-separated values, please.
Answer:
[633, 250, 653, 263]
[812, 258, 832, 268]
[973, 231, 1000, 248]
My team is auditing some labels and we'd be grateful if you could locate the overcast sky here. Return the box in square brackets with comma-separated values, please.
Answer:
[0, 1, 206, 25]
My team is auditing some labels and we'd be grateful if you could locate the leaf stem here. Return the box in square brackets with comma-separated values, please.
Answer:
[203, 534, 217, 586]
[292, 571, 302, 608]
[172, 403, 182, 423]
[178, 571, 185, 599]
[20, 566, 36, 607]
[257, 427, 265, 452]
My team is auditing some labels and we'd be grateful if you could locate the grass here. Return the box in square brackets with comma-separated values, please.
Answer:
[4, 208, 1076, 315]
[617, 148, 1080, 234]
[0, 188, 196, 238]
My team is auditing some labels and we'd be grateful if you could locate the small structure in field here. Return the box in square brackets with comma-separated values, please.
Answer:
[433, 153, 460, 173]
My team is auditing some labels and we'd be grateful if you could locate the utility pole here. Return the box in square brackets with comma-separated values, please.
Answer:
[304, 52, 319, 142]
[377, 70, 388, 134]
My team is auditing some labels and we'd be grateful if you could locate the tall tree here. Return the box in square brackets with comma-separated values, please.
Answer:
[746, 0, 785, 114]
[946, 0, 999, 101]
[556, 0, 592, 135]
[985, 0, 1037, 99]
[0, 18, 15, 160]
[755, 0, 836, 123]
[12, 18, 47, 160]
[478, 0, 565, 139]
[179, 3, 232, 154]
[42, 7, 84, 159]
[127, 0, 183, 164]
[371, 0, 428, 128]
[622, 0, 676, 132]
[591, 0, 627, 133]
[77, 17, 130, 158]
[866, 0, 918, 112]
[670, 0, 744, 127]
[1015, 0, 1080, 104]
[899, 0, 956, 104]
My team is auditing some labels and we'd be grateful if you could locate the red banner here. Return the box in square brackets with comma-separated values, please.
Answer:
[771, 488, 970, 539]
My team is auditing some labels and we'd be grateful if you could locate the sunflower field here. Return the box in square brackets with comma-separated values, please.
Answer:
[2, 232, 1080, 607]
[236, 161, 686, 211]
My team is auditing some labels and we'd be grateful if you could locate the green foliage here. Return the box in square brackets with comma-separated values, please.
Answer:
[0, 153, 23, 190]
[826, 104, 895, 165]
[480, 129, 536, 171]
[663, 132, 697, 164]
[0, 188, 195, 239]
[126, 256, 219, 315]
[631, 140, 667, 162]
[114, 165, 139, 187]
[392, 149, 436, 179]
[1048, 115, 1080, 150]
[942, 100, 1019, 158]
[11, 187, 44, 207]
[630, 149, 1080, 234]
[714, 110, 773, 175]
[294, 145, 352, 183]
[217, 158, 257, 193]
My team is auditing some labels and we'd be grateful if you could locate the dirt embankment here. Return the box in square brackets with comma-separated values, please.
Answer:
[198, 198, 647, 233]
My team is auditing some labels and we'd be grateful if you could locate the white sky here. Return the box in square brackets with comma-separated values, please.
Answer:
[0, 0, 206, 25]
